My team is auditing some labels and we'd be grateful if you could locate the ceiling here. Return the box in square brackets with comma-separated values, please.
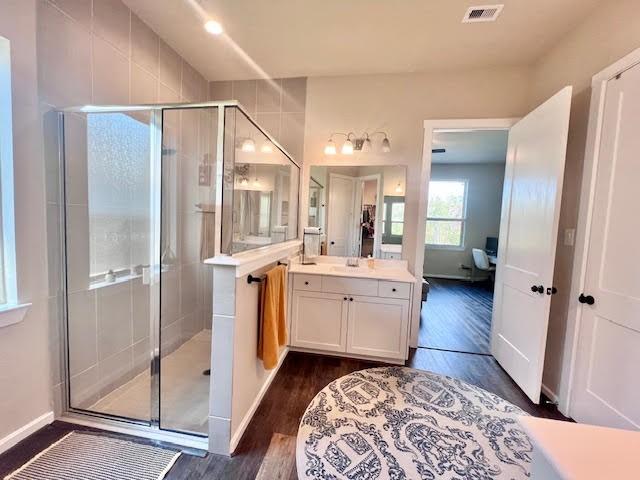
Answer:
[123, 0, 601, 81]
[432, 130, 508, 164]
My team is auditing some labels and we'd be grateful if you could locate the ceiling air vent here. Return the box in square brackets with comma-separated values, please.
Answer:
[462, 4, 504, 23]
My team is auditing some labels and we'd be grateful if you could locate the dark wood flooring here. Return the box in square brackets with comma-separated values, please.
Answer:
[419, 277, 494, 354]
[0, 350, 568, 479]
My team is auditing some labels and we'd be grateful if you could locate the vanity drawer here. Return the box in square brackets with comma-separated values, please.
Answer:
[293, 274, 322, 291]
[378, 281, 410, 299]
[322, 276, 378, 296]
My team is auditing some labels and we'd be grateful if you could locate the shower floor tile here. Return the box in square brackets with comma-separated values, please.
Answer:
[90, 329, 211, 434]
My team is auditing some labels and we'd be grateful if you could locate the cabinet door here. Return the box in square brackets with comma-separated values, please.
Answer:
[347, 295, 409, 359]
[291, 291, 348, 352]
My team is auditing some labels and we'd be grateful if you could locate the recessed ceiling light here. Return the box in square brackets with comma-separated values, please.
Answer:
[204, 20, 223, 35]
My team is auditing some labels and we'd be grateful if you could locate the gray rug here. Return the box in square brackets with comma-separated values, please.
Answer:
[4, 431, 181, 480]
[297, 367, 532, 479]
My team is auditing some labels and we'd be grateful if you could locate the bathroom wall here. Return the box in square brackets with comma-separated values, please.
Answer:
[38, 0, 213, 413]
[209, 78, 307, 163]
[0, 0, 52, 449]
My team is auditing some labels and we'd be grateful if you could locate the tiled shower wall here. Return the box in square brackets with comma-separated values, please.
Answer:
[39, 0, 213, 412]
[209, 78, 307, 163]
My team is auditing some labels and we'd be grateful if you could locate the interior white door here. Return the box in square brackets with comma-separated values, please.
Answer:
[571, 63, 640, 429]
[492, 86, 572, 403]
[327, 174, 355, 256]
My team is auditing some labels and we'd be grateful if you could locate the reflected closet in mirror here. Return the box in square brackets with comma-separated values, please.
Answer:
[307, 165, 406, 259]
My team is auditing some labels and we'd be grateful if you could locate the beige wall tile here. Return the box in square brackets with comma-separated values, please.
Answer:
[92, 35, 129, 104]
[159, 40, 182, 94]
[132, 280, 150, 342]
[131, 63, 157, 104]
[63, 113, 88, 205]
[70, 364, 100, 407]
[68, 289, 97, 376]
[51, 0, 92, 31]
[209, 80, 232, 101]
[257, 78, 282, 113]
[282, 77, 307, 113]
[280, 112, 305, 162]
[38, 0, 91, 106]
[158, 82, 180, 103]
[256, 112, 281, 140]
[182, 61, 206, 101]
[66, 204, 90, 292]
[131, 13, 159, 76]
[161, 268, 180, 325]
[92, 0, 130, 55]
[233, 80, 257, 114]
[97, 282, 133, 361]
[98, 346, 134, 395]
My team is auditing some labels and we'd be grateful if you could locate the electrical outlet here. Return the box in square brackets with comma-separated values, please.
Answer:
[564, 228, 575, 246]
[198, 164, 212, 186]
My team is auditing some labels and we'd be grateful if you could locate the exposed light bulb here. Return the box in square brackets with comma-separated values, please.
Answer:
[362, 137, 372, 153]
[253, 177, 260, 187]
[324, 139, 337, 155]
[381, 137, 391, 153]
[261, 143, 273, 153]
[395, 182, 403, 193]
[341, 139, 354, 155]
[240, 177, 249, 186]
[204, 20, 223, 35]
[241, 138, 256, 153]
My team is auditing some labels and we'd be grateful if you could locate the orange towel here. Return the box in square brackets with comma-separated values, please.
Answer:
[257, 264, 288, 369]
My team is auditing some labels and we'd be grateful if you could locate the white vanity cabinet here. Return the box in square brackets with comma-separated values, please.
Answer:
[289, 271, 412, 362]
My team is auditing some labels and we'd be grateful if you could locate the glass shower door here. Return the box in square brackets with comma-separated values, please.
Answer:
[64, 109, 160, 424]
[158, 107, 218, 434]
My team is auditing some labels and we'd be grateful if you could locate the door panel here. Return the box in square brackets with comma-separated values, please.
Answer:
[327, 175, 354, 256]
[572, 63, 640, 429]
[492, 87, 572, 403]
[347, 296, 409, 359]
[291, 291, 348, 352]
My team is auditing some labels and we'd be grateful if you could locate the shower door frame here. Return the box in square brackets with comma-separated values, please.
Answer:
[56, 100, 297, 449]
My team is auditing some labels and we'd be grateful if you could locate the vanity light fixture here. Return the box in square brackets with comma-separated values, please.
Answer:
[240, 177, 249, 186]
[324, 131, 391, 155]
[324, 139, 337, 155]
[395, 182, 403, 193]
[341, 138, 354, 155]
[204, 20, 224, 35]
[241, 138, 256, 153]
[260, 143, 273, 154]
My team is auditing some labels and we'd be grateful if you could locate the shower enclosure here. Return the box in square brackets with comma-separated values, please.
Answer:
[55, 101, 299, 446]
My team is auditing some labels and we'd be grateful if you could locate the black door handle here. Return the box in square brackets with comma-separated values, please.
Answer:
[531, 285, 544, 294]
[578, 294, 595, 305]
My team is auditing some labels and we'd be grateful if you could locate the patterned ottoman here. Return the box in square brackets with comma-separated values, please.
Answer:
[296, 367, 532, 479]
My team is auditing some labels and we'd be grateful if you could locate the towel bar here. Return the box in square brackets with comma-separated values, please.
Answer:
[247, 261, 287, 284]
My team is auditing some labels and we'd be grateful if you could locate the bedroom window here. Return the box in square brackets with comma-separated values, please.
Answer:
[425, 180, 467, 248]
[381, 196, 404, 244]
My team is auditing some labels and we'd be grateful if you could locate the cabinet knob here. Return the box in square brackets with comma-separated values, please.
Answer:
[392, 288, 397, 292]
[349, 297, 353, 301]
[343, 297, 347, 301]
[304, 281, 309, 285]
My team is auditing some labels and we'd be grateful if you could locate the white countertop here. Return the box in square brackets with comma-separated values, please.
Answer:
[519, 416, 640, 479]
[289, 256, 416, 283]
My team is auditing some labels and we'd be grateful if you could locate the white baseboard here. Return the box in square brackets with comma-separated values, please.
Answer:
[541, 383, 559, 404]
[229, 347, 289, 454]
[0, 411, 54, 454]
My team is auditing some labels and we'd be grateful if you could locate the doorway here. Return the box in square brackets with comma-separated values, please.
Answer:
[419, 130, 508, 355]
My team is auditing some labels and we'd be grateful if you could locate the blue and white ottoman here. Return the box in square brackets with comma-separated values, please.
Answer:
[296, 367, 532, 479]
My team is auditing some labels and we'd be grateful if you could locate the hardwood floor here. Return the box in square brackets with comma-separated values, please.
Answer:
[419, 277, 494, 354]
[0, 350, 567, 479]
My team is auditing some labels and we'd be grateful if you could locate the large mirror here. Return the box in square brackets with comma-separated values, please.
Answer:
[307, 165, 406, 259]
[226, 108, 300, 254]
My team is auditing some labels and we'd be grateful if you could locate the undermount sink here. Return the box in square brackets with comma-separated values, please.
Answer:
[330, 265, 375, 274]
